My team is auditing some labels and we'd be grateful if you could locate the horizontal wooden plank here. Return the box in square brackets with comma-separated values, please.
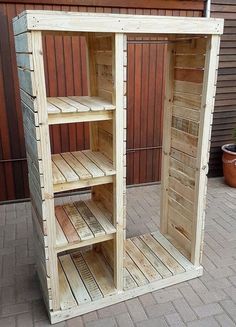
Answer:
[175, 54, 205, 69]
[48, 111, 113, 125]
[18, 68, 36, 96]
[14, 11, 223, 35]
[95, 51, 112, 65]
[175, 68, 204, 84]
[16, 53, 34, 70]
[14, 32, 32, 53]
[175, 38, 207, 55]
[171, 128, 198, 157]
[174, 80, 203, 95]
[172, 105, 200, 122]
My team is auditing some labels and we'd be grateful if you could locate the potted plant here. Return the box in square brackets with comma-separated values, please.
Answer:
[222, 128, 236, 187]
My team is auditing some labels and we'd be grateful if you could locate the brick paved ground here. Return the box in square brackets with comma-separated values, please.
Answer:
[0, 177, 236, 327]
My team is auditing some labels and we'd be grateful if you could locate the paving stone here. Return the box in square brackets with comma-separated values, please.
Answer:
[198, 290, 228, 304]
[1, 302, 30, 317]
[179, 286, 202, 307]
[215, 313, 236, 327]
[145, 301, 176, 319]
[165, 313, 185, 326]
[173, 298, 197, 322]
[193, 303, 223, 318]
[66, 316, 84, 327]
[16, 312, 33, 327]
[136, 316, 168, 327]
[85, 317, 117, 327]
[220, 300, 236, 322]
[0, 180, 236, 327]
[139, 293, 156, 307]
[97, 302, 126, 318]
[115, 312, 134, 327]
[187, 317, 220, 327]
[82, 311, 98, 324]
[0, 316, 16, 327]
[126, 298, 148, 323]
[153, 289, 182, 303]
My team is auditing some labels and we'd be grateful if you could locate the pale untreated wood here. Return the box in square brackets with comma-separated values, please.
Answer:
[14, 9, 222, 324]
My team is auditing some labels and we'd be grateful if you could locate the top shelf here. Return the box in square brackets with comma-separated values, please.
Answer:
[47, 96, 115, 125]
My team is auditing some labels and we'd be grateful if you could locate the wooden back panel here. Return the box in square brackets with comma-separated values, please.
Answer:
[161, 36, 207, 260]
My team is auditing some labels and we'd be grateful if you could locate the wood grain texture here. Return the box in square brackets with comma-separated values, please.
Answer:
[1, 3, 204, 201]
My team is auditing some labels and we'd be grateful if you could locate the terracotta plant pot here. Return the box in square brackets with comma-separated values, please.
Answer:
[222, 144, 236, 188]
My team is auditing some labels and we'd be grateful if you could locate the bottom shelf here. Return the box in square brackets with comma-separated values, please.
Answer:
[56, 230, 201, 318]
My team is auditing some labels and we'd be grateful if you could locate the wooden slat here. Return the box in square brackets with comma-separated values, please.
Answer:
[140, 234, 185, 274]
[48, 97, 77, 113]
[63, 203, 94, 241]
[18, 67, 36, 96]
[74, 201, 105, 237]
[58, 261, 77, 310]
[172, 105, 200, 122]
[132, 237, 172, 278]
[60, 97, 89, 112]
[52, 154, 79, 182]
[70, 96, 103, 111]
[85, 199, 115, 234]
[48, 111, 113, 125]
[168, 188, 194, 213]
[15, 32, 32, 53]
[72, 151, 104, 178]
[83, 251, 115, 296]
[55, 220, 68, 247]
[59, 255, 91, 304]
[174, 81, 202, 95]
[125, 253, 148, 286]
[173, 92, 201, 110]
[123, 268, 137, 291]
[16, 53, 34, 70]
[126, 239, 161, 282]
[55, 206, 79, 243]
[152, 231, 194, 270]
[52, 162, 66, 185]
[83, 150, 115, 175]
[62, 152, 92, 180]
[171, 128, 198, 157]
[72, 252, 103, 301]
[175, 55, 205, 69]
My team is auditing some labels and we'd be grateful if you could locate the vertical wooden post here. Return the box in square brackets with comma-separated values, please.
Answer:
[191, 35, 220, 266]
[160, 39, 175, 234]
[31, 31, 60, 310]
[113, 33, 124, 291]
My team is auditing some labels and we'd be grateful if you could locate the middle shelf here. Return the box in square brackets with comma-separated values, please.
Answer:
[52, 150, 115, 193]
[55, 199, 116, 253]
[47, 96, 115, 125]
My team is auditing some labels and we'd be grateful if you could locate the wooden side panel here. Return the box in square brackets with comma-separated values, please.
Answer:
[14, 29, 60, 311]
[161, 36, 207, 260]
[191, 35, 221, 266]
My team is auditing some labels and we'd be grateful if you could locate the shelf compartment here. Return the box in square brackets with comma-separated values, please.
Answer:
[58, 249, 116, 310]
[52, 150, 115, 193]
[55, 199, 116, 252]
[56, 230, 198, 313]
[47, 96, 115, 124]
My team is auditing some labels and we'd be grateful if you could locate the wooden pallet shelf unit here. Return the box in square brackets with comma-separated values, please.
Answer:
[13, 11, 223, 323]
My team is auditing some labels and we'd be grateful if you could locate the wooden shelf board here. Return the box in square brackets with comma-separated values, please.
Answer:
[52, 150, 115, 193]
[55, 199, 116, 253]
[56, 230, 200, 320]
[47, 96, 115, 124]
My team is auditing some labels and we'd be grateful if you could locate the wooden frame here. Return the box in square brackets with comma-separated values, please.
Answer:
[13, 10, 223, 324]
